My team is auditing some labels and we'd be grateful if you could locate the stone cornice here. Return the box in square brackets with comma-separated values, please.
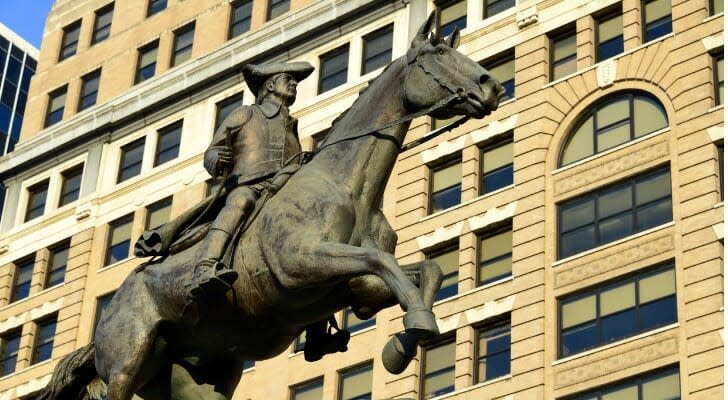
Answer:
[0, 0, 394, 180]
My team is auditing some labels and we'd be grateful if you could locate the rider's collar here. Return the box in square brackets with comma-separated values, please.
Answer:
[258, 100, 284, 118]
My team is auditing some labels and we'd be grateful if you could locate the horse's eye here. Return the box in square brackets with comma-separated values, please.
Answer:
[437, 47, 445, 55]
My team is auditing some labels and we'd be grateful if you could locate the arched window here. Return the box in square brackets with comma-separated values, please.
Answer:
[559, 92, 668, 166]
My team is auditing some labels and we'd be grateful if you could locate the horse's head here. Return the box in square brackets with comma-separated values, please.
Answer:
[404, 9, 504, 120]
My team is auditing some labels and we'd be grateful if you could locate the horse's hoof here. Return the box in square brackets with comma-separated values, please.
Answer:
[382, 333, 417, 374]
[403, 309, 439, 339]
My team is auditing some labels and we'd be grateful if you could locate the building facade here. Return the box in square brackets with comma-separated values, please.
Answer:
[0, 0, 723, 399]
[0, 23, 37, 159]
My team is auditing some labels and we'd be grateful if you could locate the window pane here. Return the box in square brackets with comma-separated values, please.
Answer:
[146, 197, 171, 231]
[561, 198, 594, 233]
[93, 5, 114, 44]
[59, 165, 83, 206]
[554, 34, 576, 61]
[640, 294, 677, 329]
[479, 230, 511, 263]
[598, 212, 632, 243]
[423, 341, 455, 399]
[639, 269, 676, 303]
[268, 0, 290, 20]
[172, 26, 194, 67]
[433, 162, 461, 192]
[47, 244, 69, 288]
[26, 181, 49, 221]
[561, 116, 594, 165]
[291, 379, 323, 400]
[600, 282, 635, 316]
[106, 216, 132, 266]
[441, 0, 467, 36]
[477, 323, 511, 382]
[230, 0, 252, 38]
[148, 0, 167, 16]
[118, 138, 145, 182]
[319, 46, 349, 93]
[599, 14, 622, 42]
[344, 307, 375, 333]
[482, 164, 513, 193]
[486, 56, 515, 100]
[1, 331, 21, 376]
[561, 225, 596, 257]
[340, 364, 372, 400]
[642, 370, 680, 399]
[484, 0, 515, 18]
[32, 318, 56, 364]
[562, 322, 597, 356]
[430, 247, 458, 300]
[562, 295, 596, 329]
[483, 142, 513, 172]
[634, 97, 668, 137]
[596, 98, 629, 129]
[597, 184, 632, 218]
[363, 26, 392, 74]
[432, 185, 461, 212]
[602, 385, 638, 400]
[155, 123, 181, 166]
[645, 0, 671, 24]
[636, 170, 671, 206]
[479, 231, 512, 285]
[596, 122, 630, 152]
[12, 258, 34, 302]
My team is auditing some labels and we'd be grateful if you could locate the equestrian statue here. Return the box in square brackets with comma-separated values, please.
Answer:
[39, 10, 504, 400]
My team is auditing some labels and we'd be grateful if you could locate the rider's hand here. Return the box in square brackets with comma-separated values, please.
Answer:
[204, 145, 234, 176]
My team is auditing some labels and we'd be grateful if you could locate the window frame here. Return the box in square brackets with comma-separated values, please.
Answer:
[147, 0, 167, 17]
[483, 0, 515, 20]
[563, 366, 680, 400]
[290, 376, 324, 400]
[428, 157, 462, 215]
[229, 0, 252, 39]
[438, 0, 467, 37]
[474, 319, 511, 384]
[481, 50, 515, 101]
[268, 0, 290, 21]
[557, 263, 677, 358]
[59, 163, 84, 207]
[25, 179, 49, 222]
[78, 69, 101, 112]
[710, 0, 724, 15]
[45, 240, 70, 288]
[58, 20, 81, 62]
[318, 44, 350, 94]
[93, 291, 115, 334]
[91, 3, 114, 45]
[479, 136, 514, 195]
[361, 24, 393, 75]
[44, 85, 68, 128]
[31, 315, 57, 365]
[550, 26, 577, 82]
[171, 23, 195, 68]
[104, 214, 134, 267]
[342, 307, 376, 334]
[425, 243, 459, 301]
[135, 40, 159, 84]
[145, 196, 172, 231]
[642, 0, 672, 43]
[215, 92, 244, 132]
[476, 225, 513, 286]
[337, 361, 374, 400]
[714, 52, 724, 106]
[154, 121, 182, 167]
[557, 166, 673, 259]
[117, 137, 146, 183]
[0, 329, 21, 377]
[594, 7, 624, 62]
[420, 336, 456, 400]
[11, 255, 34, 303]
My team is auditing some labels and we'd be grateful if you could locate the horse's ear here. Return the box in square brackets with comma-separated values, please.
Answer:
[447, 28, 460, 49]
[433, 8, 442, 40]
[413, 9, 438, 47]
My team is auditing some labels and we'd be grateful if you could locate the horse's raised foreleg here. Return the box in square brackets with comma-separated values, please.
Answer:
[288, 242, 439, 338]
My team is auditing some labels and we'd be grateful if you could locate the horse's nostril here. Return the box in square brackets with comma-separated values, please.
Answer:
[479, 74, 489, 85]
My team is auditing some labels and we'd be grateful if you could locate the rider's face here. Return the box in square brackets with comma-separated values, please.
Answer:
[272, 74, 298, 105]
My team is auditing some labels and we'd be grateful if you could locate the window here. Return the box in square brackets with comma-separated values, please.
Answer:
[229, 0, 252, 39]
[215, 93, 243, 132]
[105, 214, 133, 266]
[0, 330, 21, 376]
[243, 360, 255, 369]
[715, 54, 723, 106]
[559, 265, 677, 357]
[135, 41, 158, 84]
[480, 139, 513, 194]
[92, 3, 114, 45]
[59, 164, 83, 207]
[343, 307, 375, 333]
[421, 339, 455, 399]
[362, 25, 392, 74]
[46, 241, 69, 288]
[11, 256, 34, 303]
[78, 69, 101, 111]
[339, 362, 373, 400]
[312, 131, 328, 151]
[319, 45, 349, 94]
[147, 0, 167, 17]
[94, 292, 115, 334]
[440, 0, 466, 36]
[483, 51, 515, 101]
[596, 10, 623, 61]
[154, 121, 182, 166]
[44, 86, 67, 128]
[558, 167, 672, 258]
[643, 0, 672, 42]
[25, 180, 49, 222]
[710, 0, 724, 15]
[478, 228, 512, 285]
[565, 367, 680, 400]
[426, 245, 458, 301]
[146, 197, 172, 231]
[294, 333, 306, 353]
[291, 377, 323, 400]
[32, 316, 57, 364]
[476, 321, 510, 383]
[432, 115, 461, 130]
[171, 23, 195, 67]
[58, 21, 81, 61]
[429, 158, 461, 214]
[484, 0, 514, 19]
[268, 0, 290, 20]
[551, 28, 577, 81]
[117, 137, 145, 183]
[718, 144, 723, 201]
[560, 92, 669, 166]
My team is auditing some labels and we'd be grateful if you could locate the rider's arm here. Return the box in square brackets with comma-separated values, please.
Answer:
[204, 106, 252, 176]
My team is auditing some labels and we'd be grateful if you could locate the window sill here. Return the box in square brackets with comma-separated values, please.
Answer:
[709, 104, 724, 113]
[433, 276, 513, 307]
[0, 359, 52, 382]
[552, 322, 679, 366]
[420, 185, 515, 223]
[349, 324, 377, 336]
[0, 282, 67, 316]
[427, 374, 512, 400]
[98, 257, 134, 273]
[552, 221, 675, 267]
[552, 127, 669, 176]
[714, 202, 723, 209]
[703, 12, 724, 23]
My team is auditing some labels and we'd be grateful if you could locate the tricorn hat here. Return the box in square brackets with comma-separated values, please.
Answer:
[243, 62, 315, 97]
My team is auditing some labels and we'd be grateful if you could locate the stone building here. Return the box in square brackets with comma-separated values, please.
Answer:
[0, 0, 723, 399]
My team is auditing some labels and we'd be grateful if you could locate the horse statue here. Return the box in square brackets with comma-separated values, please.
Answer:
[39, 10, 504, 400]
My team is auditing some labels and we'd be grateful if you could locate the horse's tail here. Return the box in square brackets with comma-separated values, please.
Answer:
[38, 342, 103, 400]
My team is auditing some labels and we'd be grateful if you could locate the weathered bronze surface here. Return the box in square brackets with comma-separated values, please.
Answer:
[39, 10, 503, 400]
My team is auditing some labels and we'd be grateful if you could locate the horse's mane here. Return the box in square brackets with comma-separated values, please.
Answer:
[319, 58, 401, 147]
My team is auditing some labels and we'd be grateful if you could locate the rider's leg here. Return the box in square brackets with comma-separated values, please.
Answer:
[190, 186, 257, 296]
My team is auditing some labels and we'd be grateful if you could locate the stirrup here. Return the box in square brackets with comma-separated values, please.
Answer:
[188, 259, 238, 298]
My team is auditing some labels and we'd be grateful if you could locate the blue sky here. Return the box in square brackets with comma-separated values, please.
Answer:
[0, 0, 55, 49]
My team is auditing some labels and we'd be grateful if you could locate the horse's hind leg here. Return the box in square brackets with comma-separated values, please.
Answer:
[286, 242, 438, 337]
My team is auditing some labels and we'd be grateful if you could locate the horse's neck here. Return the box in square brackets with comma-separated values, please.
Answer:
[314, 61, 409, 209]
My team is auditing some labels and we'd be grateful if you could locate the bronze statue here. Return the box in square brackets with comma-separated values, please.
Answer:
[39, 10, 504, 400]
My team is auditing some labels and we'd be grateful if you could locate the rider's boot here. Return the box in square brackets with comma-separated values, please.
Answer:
[188, 228, 239, 299]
